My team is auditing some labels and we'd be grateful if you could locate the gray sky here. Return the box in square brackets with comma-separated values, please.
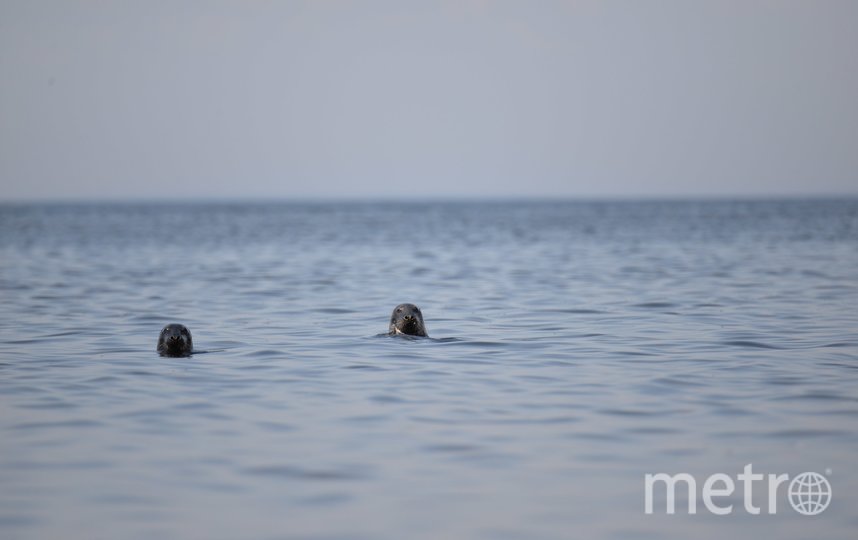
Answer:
[1, 0, 856, 201]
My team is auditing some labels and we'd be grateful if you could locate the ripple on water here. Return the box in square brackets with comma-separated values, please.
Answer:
[11, 419, 102, 430]
[631, 302, 677, 309]
[722, 340, 784, 349]
[243, 465, 369, 482]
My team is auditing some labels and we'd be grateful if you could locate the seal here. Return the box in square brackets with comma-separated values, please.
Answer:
[388, 303, 428, 337]
[157, 323, 193, 357]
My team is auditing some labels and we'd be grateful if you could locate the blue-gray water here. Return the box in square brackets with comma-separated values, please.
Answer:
[1, 200, 856, 540]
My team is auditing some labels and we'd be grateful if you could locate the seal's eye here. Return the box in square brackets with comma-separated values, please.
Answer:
[396, 308, 403, 313]
[181, 328, 188, 335]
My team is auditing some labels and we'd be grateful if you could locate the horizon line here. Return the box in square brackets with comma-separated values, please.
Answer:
[2, 193, 858, 205]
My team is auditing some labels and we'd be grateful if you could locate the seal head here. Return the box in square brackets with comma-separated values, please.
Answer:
[157, 323, 193, 357]
[388, 303, 428, 337]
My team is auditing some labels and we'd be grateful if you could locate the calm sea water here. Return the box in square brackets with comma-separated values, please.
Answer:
[1, 200, 857, 540]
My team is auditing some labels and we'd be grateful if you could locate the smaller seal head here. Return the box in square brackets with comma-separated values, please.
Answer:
[157, 323, 193, 357]
[389, 303, 428, 337]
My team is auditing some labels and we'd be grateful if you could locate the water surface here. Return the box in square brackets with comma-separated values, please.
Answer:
[1, 200, 857, 539]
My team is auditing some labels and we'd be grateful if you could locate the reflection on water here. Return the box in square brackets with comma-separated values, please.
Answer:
[1, 200, 857, 539]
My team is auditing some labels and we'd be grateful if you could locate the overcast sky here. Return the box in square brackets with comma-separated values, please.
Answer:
[1, 0, 856, 201]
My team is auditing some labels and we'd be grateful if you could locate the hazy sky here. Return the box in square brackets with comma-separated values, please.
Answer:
[1, 0, 856, 200]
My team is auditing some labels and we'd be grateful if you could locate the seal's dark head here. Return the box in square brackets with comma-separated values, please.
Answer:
[157, 323, 193, 357]
[389, 303, 428, 337]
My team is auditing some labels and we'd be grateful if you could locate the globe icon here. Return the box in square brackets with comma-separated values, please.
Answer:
[788, 472, 832, 515]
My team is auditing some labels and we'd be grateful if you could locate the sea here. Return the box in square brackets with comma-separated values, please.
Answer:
[0, 199, 856, 540]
